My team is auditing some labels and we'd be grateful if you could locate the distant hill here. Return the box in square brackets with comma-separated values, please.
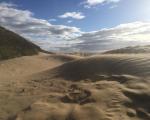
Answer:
[104, 45, 150, 54]
[0, 26, 41, 60]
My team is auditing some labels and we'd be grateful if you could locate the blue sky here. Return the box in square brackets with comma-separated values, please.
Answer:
[3, 0, 150, 31]
[0, 0, 150, 52]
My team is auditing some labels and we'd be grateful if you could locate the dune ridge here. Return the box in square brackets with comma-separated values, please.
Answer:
[104, 45, 150, 54]
[0, 53, 150, 120]
[43, 54, 150, 81]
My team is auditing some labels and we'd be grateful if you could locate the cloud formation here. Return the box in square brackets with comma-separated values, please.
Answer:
[84, 0, 120, 8]
[48, 19, 57, 22]
[0, 2, 150, 53]
[59, 12, 85, 20]
[67, 20, 73, 23]
[0, 2, 81, 48]
[70, 22, 150, 52]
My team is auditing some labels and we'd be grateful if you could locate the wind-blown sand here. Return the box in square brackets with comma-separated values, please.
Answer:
[0, 53, 150, 120]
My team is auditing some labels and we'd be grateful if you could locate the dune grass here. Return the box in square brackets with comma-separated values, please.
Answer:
[0, 26, 41, 60]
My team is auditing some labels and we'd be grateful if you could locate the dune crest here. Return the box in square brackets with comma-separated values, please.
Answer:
[48, 55, 150, 81]
[0, 53, 150, 120]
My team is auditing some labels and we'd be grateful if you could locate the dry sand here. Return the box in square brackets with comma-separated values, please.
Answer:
[0, 53, 150, 120]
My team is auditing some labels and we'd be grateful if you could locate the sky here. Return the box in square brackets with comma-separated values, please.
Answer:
[0, 0, 150, 52]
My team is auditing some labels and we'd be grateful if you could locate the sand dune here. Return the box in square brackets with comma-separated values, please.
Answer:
[42, 54, 150, 81]
[0, 53, 150, 120]
[47, 54, 81, 62]
[104, 45, 150, 54]
[0, 53, 81, 79]
[0, 53, 61, 80]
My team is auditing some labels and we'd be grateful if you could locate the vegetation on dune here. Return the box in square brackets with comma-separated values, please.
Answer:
[0, 26, 41, 60]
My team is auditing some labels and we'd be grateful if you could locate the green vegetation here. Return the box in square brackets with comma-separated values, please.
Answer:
[0, 26, 41, 60]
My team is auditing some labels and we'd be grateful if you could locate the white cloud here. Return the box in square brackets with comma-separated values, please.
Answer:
[0, 2, 16, 7]
[48, 19, 56, 22]
[109, 4, 118, 9]
[0, 2, 150, 53]
[59, 12, 85, 20]
[0, 2, 81, 51]
[67, 20, 73, 23]
[84, 0, 121, 8]
[70, 22, 150, 52]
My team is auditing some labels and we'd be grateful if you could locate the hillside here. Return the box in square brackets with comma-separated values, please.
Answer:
[104, 45, 150, 54]
[0, 26, 41, 60]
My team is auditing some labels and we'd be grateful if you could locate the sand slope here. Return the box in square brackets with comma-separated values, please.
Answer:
[0, 53, 150, 120]
[104, 45, 150, 54]
[42, 54, 150, 81]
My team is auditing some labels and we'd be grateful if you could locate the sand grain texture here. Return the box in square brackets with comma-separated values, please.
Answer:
[0, 53, 150, 120]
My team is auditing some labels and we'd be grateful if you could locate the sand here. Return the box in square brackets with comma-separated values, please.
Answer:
[0, 53, 150, 120]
